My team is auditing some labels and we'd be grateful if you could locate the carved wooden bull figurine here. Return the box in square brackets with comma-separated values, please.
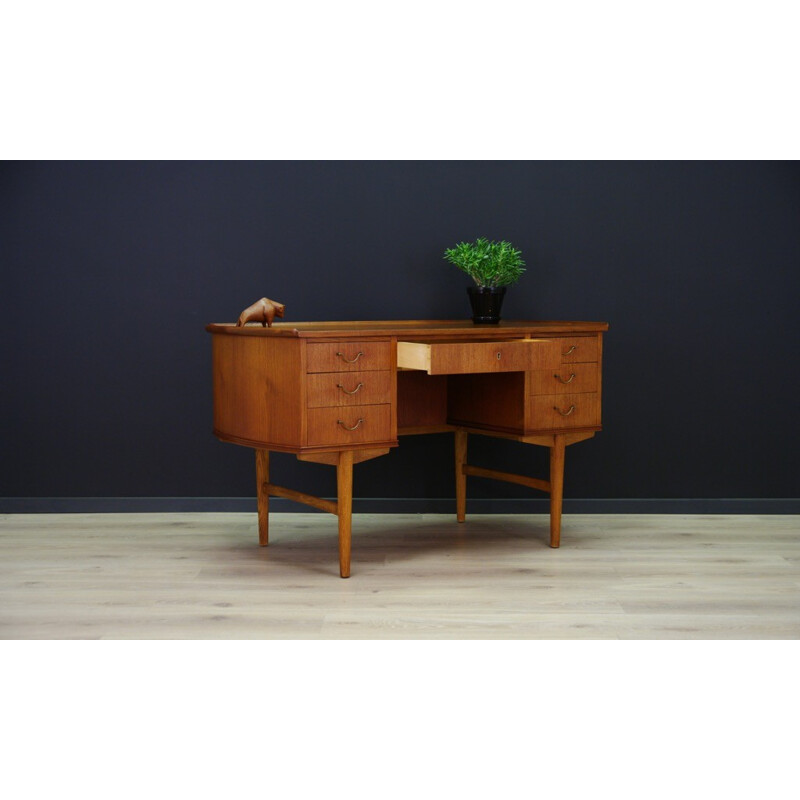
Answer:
[236, 297, 286, 327]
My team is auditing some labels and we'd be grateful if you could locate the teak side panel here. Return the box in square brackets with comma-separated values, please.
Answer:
[212, 335, 303, 448]
[306, 341, 392, 373]
[307, 370, 392, 408]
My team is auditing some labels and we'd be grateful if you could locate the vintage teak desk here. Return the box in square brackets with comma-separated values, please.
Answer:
[206, 320, 608, 577]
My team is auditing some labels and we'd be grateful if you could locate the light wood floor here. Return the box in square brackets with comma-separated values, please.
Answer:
[1, 512, 798, 639]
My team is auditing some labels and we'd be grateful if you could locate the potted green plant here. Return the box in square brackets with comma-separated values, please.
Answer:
[444, 237, 526, 324]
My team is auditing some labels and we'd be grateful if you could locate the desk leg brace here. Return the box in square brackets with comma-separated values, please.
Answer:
[456, 432, 567, 548]
[255, 448, 354, 578]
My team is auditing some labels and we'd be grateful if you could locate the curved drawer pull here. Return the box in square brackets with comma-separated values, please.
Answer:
[337, 382, 364, 395]
[554, 372, 576, 384]
[562, 345, 577, 356]
[554, 405, 576, 417]
[337, 418, 364, 431]
[336, 351, 364, 363]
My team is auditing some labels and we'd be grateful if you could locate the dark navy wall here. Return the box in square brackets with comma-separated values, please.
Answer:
[2, 161, 799, 509]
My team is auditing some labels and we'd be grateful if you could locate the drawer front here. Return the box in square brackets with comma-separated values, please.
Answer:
[528, 363, 599, 396]
[529, 393, 601, 429]
[558, 336, 599, 363]
[307, 404, 392, 446]
[307, 370, 392, 408]
[397, 338, 561, 375]
[306, 341, 392, 373]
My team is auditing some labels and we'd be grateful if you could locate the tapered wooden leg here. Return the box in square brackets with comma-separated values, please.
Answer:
[337, 450, 354, 578]
[549, 434, 566, 548]
[256, 449, 270, 546]
[455, 429, 468, 522]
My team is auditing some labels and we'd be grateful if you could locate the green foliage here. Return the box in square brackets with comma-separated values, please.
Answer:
[443, 237, 526, 287]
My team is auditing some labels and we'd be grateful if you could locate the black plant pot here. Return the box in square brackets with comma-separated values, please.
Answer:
[467, 286, 506, 324]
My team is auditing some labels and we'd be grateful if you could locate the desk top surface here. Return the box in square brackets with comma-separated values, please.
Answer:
[206, 320, 609, 339]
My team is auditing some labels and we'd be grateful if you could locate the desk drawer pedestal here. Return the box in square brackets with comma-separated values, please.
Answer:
[445, 334, 603, 434]
[305, 339, 395, 450]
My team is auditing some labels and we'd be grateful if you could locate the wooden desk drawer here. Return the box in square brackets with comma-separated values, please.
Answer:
[397, 338, 560, 375]
[307, 370, 392, 408]
[529, 393, 601, 429]
[307, 341, 391, 373]
[528, 363, 599, 396]
[307, 404, 392, 446]
[558, 336, 599, 363]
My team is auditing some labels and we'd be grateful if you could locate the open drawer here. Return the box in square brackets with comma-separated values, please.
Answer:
[397, 338, 561, 375]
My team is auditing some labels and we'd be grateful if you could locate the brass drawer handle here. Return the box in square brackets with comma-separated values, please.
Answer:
[337, 382, 364, 395]
[554, 373, 576, 384]
[336, 351, 364, 363]
[563, 345, 577, 356]
[337, 418, 364, 431]
[554, 405, 576, 416]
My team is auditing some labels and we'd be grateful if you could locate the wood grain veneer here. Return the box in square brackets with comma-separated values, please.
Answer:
[212, 334, 303, 448]
[397, 338, 561, 375]
[558, 335, 599, 363]
[306, 404, 392, 447]
[306, 341, 392, 373]
[307, 370, 392, 408]
[529, 393, 601, 430]
[528, 363, 599, 395]
[207, 320, 609, 339]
